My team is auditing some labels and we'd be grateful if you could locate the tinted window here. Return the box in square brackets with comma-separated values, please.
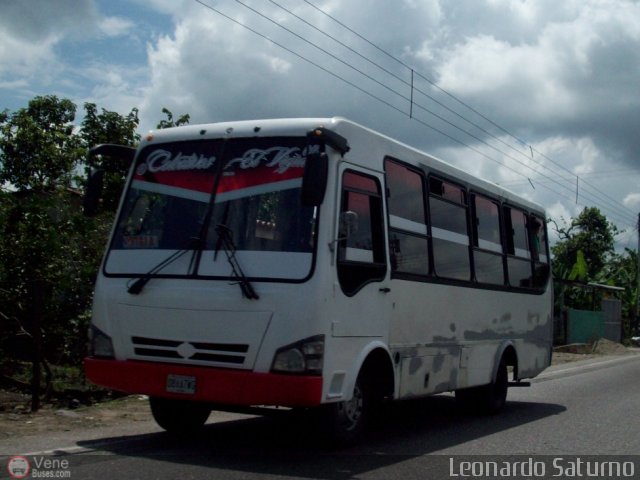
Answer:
[530, 214, 550, 288]
[509, 257, 534, 288]
[508, 208, 530, 257]
[431, 198, 468, 235]
[430, 178, 470, 281]
[475, 250, 505, 285]
[385, 159, 429, 277]
[386, 160, 426, 227]
[472, 195, 504, 285]
[338, 170, 386, 295]
[504, 206, 533, 287]
[474, 195, 501, 252]
[390, 231, 429, 275]
[530, 215, 548, 263]
[342, 191, 376, 262]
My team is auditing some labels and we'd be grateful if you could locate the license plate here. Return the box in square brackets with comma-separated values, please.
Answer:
[166, 374, 196, 394]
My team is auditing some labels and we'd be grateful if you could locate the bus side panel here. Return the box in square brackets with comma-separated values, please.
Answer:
[388, 279, 552, 398]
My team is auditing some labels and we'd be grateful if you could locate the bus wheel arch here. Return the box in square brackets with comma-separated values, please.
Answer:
[498, 343, 518, 381]
[358, 346, 396, 403]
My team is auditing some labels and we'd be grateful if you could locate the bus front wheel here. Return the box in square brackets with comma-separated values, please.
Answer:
[149, 396, 211, 435]
[323, 374, 370, 446]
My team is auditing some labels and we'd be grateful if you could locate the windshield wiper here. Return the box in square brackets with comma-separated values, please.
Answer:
[127, 237, 202, 295]
[214, 224, 259, 300]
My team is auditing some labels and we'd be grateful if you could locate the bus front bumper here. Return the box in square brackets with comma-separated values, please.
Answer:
[85, 358, 323, 407]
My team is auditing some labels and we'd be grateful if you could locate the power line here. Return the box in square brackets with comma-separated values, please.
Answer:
[192, 0, 636, 227]
[301, 0, 534, 147]
[191, 0, 406, 115]
[269, 0, 544, 173]
[298, 0, 637, 223]
[199, 0, 577, 199]
[229, 0, 584, 200]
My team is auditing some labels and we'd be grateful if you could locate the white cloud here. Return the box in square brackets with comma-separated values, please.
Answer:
[99, 16, 135, 38]
[623, 193, 640, 211]
[0, 33, 60, 80]
[436, 34, 573, 120]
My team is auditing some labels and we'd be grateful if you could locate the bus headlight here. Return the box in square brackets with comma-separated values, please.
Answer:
[89, 325, 115, 359]
[271, 335, 324, 375]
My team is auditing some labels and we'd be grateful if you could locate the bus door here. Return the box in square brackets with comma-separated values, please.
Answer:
[330, 164, 391, 338]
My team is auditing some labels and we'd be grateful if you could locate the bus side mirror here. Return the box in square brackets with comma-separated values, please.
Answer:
[301, 152, 328, 207]
[82, 144, 136, 217]
[83, 169, 105, 217]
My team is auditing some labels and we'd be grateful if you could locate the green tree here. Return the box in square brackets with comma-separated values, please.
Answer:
[156, 107, 190, 129]
[0, 96, 88, 339]
[0, 96, 83, 191]
[0, 99, 196, 390]
[0, 97, 132, 402]
[551, 207, 618, 280]
[551, 207, 619, 311]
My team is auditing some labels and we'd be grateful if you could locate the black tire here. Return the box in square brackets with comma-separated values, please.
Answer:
[149, 396, 211, 435]
[323, 374, 370, 446]
[456, 358, 508, 414]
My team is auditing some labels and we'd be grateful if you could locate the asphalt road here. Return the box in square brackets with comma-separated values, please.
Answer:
[2, 354, 640, 479]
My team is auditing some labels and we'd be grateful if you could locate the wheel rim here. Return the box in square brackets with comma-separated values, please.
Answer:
[341, 383, 364, 428]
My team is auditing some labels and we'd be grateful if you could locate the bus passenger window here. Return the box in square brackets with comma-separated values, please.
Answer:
[429, 178, 470, 281]
[530, 215, 550, 288]
[529, 216, 548, 263]
[504, 206, 533, 288]
[337, 170, 386, 296]
[472, 194, 504, 285]
[385, 159, 429, 276]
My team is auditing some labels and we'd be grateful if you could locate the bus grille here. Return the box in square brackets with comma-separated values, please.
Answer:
[131, 336, 249, 365]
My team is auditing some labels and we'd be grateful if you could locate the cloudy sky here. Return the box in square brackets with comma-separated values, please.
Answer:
[2, 0, 639, 248]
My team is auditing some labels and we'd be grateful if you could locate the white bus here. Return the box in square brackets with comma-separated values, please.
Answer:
[84, 117, 552, 444]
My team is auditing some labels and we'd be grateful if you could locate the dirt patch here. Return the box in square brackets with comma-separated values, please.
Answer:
[592, 338, 628, 355]
[550, 351, 602, 364]
[0, 393, 152, 440]
[552, 338, 631, 362]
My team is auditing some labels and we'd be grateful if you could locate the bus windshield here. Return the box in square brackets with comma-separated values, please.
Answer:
[105, 136, 317, 281]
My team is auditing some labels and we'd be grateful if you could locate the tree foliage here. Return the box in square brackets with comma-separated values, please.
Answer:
[0, 97, 145, 373]
[550, 207, 638, 334]
[551, 207, 618, 280]
[599, 248, 638, 321]
[0, 96, 83, 191]
[156, 107, 190, 129]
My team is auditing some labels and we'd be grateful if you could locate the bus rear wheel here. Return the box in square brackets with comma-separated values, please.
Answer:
[456, 357, 508, 414]
[149, 397, 211, 435]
